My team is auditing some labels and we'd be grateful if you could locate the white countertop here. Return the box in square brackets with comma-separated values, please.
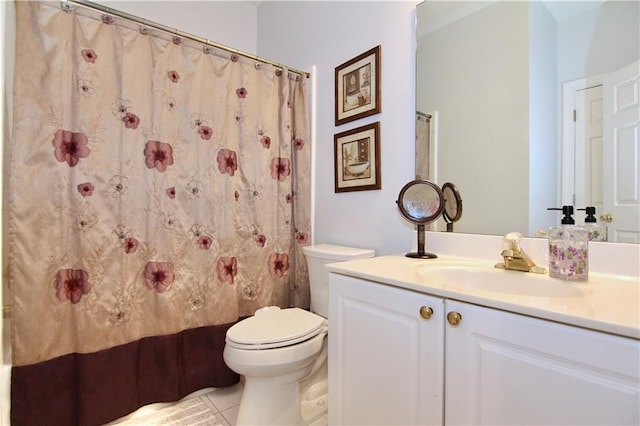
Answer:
[327, 254, 640, 339]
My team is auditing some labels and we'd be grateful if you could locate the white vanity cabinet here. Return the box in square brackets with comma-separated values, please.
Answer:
[329, 273, 640, 425]
[328, 274, 445, 425]
[445, 299, 640, 425]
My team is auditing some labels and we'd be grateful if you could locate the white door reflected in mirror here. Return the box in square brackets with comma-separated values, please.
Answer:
[568, 60, 640, 243]
[603, 60, 640, 243]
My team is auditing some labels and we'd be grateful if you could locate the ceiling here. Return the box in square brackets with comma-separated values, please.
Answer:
[418, 0, 608, 37]
[542, 0, 605, 22]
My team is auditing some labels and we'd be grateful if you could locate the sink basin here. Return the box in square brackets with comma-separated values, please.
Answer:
[416, 263, 585, 298]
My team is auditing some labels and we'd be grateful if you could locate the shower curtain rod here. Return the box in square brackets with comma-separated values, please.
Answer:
[62, 0, 310, 78]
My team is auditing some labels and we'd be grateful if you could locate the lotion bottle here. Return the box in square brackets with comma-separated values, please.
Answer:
[578, 207, 608, 242]
[547, 206, 589, 281]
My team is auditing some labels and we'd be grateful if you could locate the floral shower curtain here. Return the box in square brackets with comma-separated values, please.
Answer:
[8, 1, 311, 424]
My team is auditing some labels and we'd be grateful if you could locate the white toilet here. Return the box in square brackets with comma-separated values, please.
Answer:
[223, 244, 375, 425]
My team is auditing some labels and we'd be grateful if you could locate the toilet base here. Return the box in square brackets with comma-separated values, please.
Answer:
[235, 355, 328, 426]
[236, 369, 307, 425]
[300, 363, 328, 426]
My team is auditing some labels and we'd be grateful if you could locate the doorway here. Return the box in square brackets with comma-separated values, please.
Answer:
[562, 60, 640, 242]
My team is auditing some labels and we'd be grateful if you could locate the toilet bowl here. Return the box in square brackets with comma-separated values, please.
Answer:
[224, 307, 328, 425]
[223, 244, 375, 426]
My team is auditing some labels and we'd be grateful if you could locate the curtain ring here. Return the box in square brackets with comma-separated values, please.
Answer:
[172, 29, 182, 45]
[60, 1, 74, 12]
[203, 41, 212, 55]
[139, 19, 150, 35]
[102, 8, 114, 25]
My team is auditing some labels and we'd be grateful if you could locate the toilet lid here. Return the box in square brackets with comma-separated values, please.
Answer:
[226, 307, 327, 350]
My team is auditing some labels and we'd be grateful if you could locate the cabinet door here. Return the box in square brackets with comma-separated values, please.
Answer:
[329, 274, 445, 425]
[445, 300, 640, 425]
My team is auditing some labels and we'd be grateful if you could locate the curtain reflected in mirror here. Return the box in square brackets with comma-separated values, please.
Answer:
[415, 111, 432, 181]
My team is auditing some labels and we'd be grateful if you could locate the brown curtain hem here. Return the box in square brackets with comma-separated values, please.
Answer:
[10, 322, 240, 426]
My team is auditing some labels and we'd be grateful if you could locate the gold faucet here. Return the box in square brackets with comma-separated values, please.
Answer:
[495, 232, 546, 274]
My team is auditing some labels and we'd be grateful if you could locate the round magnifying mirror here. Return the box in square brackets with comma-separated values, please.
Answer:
[442, 182, 463, 232]
[397, 180, 444, 258]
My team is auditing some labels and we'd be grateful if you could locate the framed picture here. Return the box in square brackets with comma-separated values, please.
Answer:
[334, 122, 381, 193]
[335, 45, 381, 126]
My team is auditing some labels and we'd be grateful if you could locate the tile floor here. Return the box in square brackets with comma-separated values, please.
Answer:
[109, 382, 244, 426]
[202, 383, 243, 425]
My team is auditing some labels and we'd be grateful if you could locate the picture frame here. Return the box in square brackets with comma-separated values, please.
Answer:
[334, 122, 381, 193]
[335, 45, 381, 126]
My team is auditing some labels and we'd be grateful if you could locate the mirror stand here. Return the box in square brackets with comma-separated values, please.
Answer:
[406, 224, 437, 259]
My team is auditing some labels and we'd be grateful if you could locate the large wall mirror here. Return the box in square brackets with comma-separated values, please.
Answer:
[416, 0, 639, 243]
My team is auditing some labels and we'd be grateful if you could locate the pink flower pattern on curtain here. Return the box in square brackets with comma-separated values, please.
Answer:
[9, 1, 311, 368]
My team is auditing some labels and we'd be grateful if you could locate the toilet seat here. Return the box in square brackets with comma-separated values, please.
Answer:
[226, 307, 327, 350]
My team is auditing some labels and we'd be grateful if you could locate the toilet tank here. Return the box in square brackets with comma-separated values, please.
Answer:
[302, 244, 375, 317]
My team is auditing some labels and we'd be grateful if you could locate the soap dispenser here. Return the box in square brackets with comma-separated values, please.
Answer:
[578, 206, 608, 242]
[547, 206, 588, 281]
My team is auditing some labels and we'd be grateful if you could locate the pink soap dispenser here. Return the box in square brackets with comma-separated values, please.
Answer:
[578, 206, 608, 242]
[547, 206, 589, 281]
